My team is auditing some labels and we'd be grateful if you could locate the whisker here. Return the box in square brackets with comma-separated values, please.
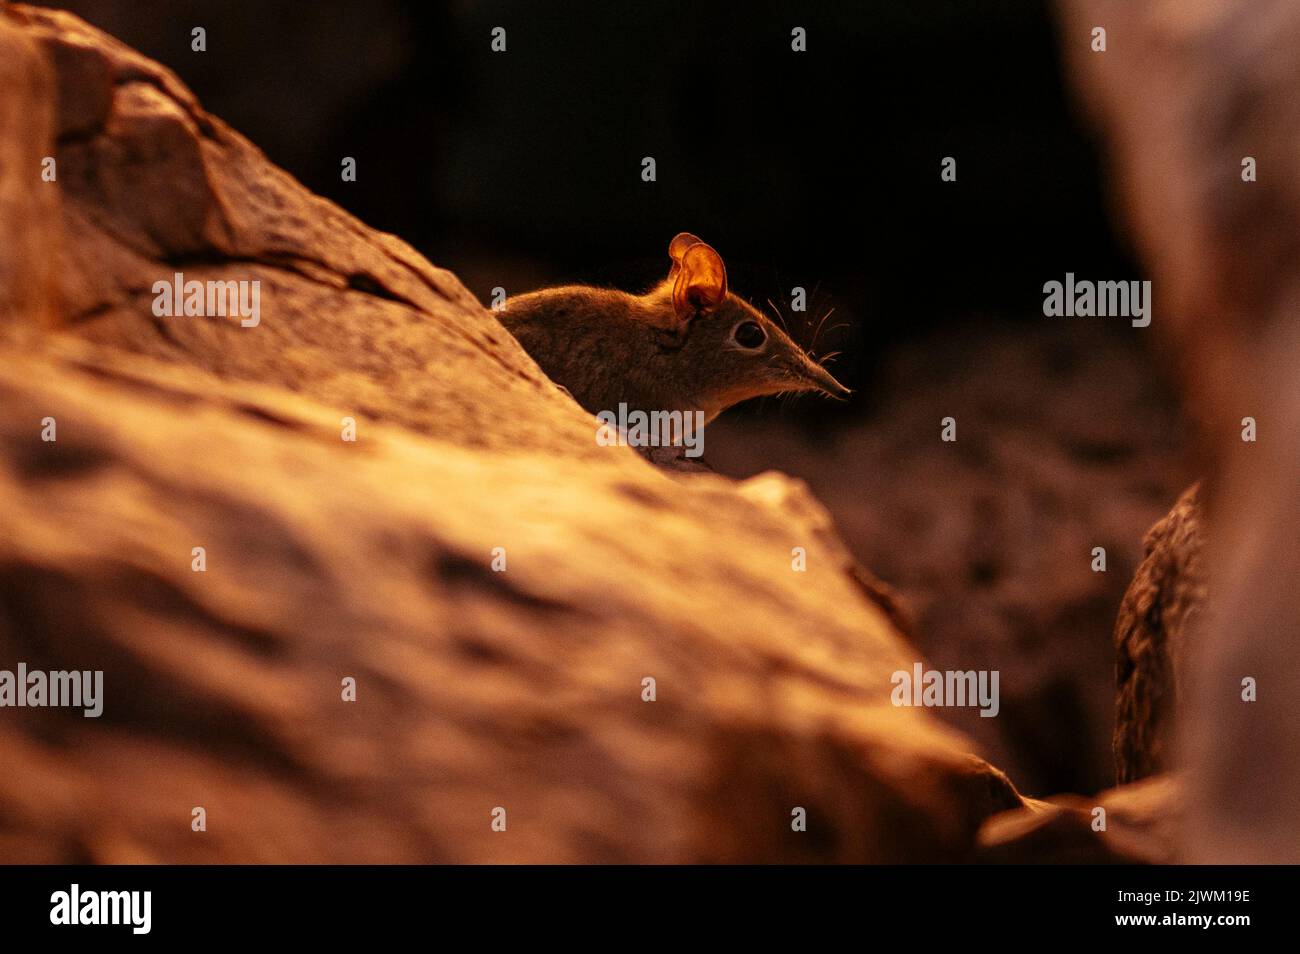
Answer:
[807, 282, 824, 333]
[765, 297, 789, 332]
[811, 306, 837, 351]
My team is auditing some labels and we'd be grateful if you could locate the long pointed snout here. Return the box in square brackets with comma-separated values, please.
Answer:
[790, 352, 852, 400]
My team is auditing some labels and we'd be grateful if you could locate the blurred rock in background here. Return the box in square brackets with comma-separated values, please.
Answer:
[1063, 0, 1300, 863]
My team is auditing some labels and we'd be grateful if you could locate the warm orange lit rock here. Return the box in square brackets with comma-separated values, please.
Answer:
[0, 4, 1027, 863]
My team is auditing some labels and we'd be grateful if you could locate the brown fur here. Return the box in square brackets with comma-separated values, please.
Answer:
[500, 235, 848, 424]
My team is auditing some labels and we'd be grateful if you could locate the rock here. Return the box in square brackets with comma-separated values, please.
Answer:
[978, 774, 1181, 864]
[0, 4, 1026, 863]
[1112, 483, 1206, 783]
[1062, 0, 1300, 861]
[4, 3, 592, 459]
[0, 9, 58, 329]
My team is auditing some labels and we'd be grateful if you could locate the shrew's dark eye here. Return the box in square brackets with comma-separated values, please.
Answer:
[733, 321, 766, 349]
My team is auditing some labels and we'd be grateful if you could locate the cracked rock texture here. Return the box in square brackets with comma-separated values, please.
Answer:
[1112, 483, 1205, 784]
[0, 5, 1031, 863]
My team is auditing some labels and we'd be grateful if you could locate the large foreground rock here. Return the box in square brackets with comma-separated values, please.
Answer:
[0, 5, 1024, 862]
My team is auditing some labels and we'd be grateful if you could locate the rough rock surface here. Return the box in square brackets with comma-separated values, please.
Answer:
[1063, 0, 1300, 861]
[6, 3, 592, 458]
[1113, 483, 1205, 783]
[0, 5, 1028, 863]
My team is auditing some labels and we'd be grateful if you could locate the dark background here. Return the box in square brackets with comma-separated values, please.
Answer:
[36, 0, 1189, 796]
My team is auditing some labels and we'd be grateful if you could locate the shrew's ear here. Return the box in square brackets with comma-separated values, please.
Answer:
[666, 233, 727, 322]
[668, 232, 705, 266]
